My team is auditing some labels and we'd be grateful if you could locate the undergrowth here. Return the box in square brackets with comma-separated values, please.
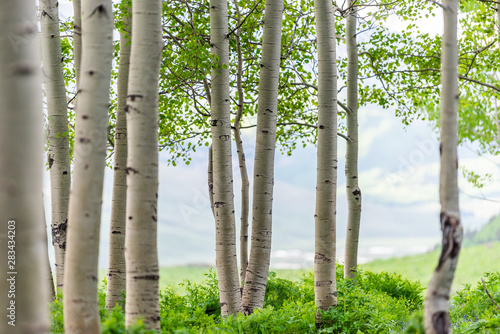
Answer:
[49, 267, 500, 333]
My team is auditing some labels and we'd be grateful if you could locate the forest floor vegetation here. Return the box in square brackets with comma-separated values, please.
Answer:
[52, 265, 500, 333]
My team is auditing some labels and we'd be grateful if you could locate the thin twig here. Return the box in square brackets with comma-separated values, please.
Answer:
[481, 278, 500, 311]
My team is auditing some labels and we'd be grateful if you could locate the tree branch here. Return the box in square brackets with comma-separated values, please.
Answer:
[481, 278, 500, 311]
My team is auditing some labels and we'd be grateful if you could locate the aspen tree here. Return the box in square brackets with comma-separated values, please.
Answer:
[424, 1, 462, 333]
[233, 0, 250, 285]
[0, 1, 50, 332]
[63, 0, 113, 332]
[242, 0, 284, 314]
[125, 0, 162, 329]
[313, 0, 338, 323]
[72, 0, 82, 86]
[40, 0, 71, 290]
[106, 2, 131, 310]
[210, 0, 242, 316]
[344, 0, 362, 279]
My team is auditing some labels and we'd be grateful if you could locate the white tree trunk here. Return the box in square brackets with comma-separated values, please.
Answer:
[42, 198, 56, 302]
[124, 0, 162, 329]
[313, 0, 338, 322]
[0, 1, 50, 332]
[72, 0, 82, 87]
[63, 0, 113, 332]
[424, 1, 462, 333]
[344, 1, 362, 279]
[242, 0, 284, 314]
[40, 0, 71, 291]
[106, 4, 131, 310]
[233, 0, 250, 287]
[208, 145, 214, 214]
[210, 0, 242, 316]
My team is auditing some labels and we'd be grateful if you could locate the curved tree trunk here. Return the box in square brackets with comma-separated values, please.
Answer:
[344, 1, 362, 279]
[106, 4, 131, 311]
[40, 0, 71, 291]
[424, 1, 462, 333]
[233, 0, 250, 287]
[124, 0, 162, 329]
[242, 0, 284, 314]
[313, 0, 338, 324]
[210, 0, 242, 316]
[0, 1, 50, 332]
[72, 0, 82, 87]
[63, 0, 113, 332]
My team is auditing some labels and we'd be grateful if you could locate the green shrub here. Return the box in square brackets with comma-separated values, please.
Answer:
[50, 266, 428, 333]
[450, 271, 500, 333]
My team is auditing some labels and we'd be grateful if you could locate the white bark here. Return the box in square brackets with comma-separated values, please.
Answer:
[40, 0, 71, 290]
[208, 145, 214, 214]
[63, 0, 113, 332]
[125, 0, 162, 329]
[424, 1, 462, 333]
[72, 0, 82, 87]
[242, 0, 284, 314]
[106, 5, 131, 310]
[0, 1, 49, 332]
[210, 0, 242, 316]
[233, 0, 250, 287]
[313, 0, 338, 320]
[343, 1, 362, 279]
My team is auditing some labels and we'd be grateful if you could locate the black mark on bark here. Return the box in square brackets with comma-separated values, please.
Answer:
[437, 212, 461, 271]
[111, 231, 121, 234]
[135, 275, 159, 280]
[315, 252, 332, 263]
[432, 311, 449, 334]
[48, 156, 54, 169]
[126, 167, 139, 175]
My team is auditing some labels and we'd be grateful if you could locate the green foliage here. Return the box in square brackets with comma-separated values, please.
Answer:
[450, 272, 500, 333]
[51, 267, 426, 333]
[316, 266, 422, 333]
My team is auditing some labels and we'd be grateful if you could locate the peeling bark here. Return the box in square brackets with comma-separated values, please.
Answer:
[0, 1, 50, 332]
[210, 0, 242, 316]
[424, 1, 462, 333]
[106, 2, 131, 311]
[242, 0, 284, 314]
[63, 1, 113, 332]
[344, 1, 362, 279]
[124, 0, 162, 329]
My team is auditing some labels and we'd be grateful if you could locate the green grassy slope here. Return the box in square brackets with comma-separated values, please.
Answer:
[99, 266, 310, 292]
[468, 215, 500, 245]
[362, 241, 500, 293]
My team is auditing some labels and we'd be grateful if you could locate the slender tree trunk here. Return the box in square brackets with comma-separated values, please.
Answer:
[42, 198, 56, 302]
[242, 0, 284, 314]
[208, 145, 214, 215]
[0, 1, 50, 332]
[72, 0, 82, 87]
[40, 0, 71, 291]
[125, 0, 162, 329]
[210, 0, 242, 316]
[63, 1, 113, 332]
[313, 0, 338, 324]
[233, 0, 250, 286]
[424, 1, 462, 333]
[344, 1, 362, 279]
[106, 4, 131, 311]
